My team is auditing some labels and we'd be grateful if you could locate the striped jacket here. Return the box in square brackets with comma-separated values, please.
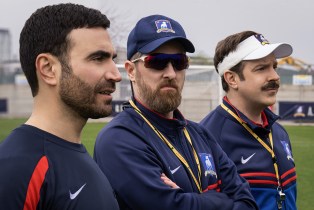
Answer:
[200, 98, 297, 210]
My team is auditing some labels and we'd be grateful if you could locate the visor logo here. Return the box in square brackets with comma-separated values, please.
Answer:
[255, 34, 269, 45]
[155, 20, 175, 33]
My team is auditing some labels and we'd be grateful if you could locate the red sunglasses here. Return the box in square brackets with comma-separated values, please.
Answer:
[131, 53, 190, 71]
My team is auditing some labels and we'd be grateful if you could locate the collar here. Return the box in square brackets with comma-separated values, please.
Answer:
[222, 96, 279, 131]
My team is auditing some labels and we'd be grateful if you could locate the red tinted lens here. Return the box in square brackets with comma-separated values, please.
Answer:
[143, 54, 167, 70]
[144, 54, 189, 71]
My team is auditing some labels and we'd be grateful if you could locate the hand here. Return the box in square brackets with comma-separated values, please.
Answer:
[161, 173, 180, 189]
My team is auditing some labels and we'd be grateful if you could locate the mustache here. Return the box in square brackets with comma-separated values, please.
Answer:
[158, 80, 178, 89]
[95, 81, 116, 92]
[261, 81, 280, 91]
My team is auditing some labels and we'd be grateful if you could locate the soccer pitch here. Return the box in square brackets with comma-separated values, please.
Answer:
[0, 118, 313, 209]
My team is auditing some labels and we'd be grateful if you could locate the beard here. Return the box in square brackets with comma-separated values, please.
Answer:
[135, 70, 182, 114]
[59, 63, 115, 119]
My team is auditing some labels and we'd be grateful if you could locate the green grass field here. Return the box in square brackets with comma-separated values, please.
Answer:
[0, 118, 313, 209]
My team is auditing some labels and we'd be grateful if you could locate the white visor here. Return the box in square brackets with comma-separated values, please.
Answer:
[217, 34, 293, 76]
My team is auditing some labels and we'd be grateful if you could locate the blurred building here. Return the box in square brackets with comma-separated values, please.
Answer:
[0, 28, 11, 62]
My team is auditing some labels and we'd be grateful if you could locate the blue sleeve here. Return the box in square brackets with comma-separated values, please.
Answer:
[94, 120, 236, 210]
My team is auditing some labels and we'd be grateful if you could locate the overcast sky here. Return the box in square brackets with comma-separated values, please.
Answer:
[1, 0, 313, 64]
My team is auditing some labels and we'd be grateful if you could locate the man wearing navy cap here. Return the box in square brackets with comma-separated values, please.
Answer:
[94, 15, 258, 210]
[200, 31, 297, 210]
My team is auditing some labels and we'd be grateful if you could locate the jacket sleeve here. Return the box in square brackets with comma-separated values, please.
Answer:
[203, 130, 259, 210]
[94, 118, 235, 210]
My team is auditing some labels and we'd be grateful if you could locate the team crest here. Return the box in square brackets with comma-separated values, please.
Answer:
[293, 105, 306, 117]
[155, 20, 175, 33]
[199, 153, 217, 178]
[280, 141, 294, 161]
[254, 34, 269, 45]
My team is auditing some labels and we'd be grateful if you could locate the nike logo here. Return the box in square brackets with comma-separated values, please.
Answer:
[69, 183, 86, 200]
[241, 153, 256, 164]
[169, 165, 181, 174]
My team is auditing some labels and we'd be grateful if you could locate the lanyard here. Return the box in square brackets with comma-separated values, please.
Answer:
[221, 103, 285, 209]
[129, 100, 202, 193]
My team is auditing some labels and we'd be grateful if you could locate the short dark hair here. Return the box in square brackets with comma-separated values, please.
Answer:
[19, 3, 110, 96]
[214, 30, 258, 92]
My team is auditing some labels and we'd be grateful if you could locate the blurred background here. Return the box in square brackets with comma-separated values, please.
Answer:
[1, 0, 313, 122]
[0, 1, 313, 209]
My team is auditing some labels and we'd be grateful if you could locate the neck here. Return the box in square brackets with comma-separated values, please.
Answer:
[161, 112, 174, 119]
[26, 96, 86, 144]
[226, 95, 264, 124]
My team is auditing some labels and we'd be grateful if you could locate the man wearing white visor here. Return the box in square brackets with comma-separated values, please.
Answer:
[200, 31, 297, 210]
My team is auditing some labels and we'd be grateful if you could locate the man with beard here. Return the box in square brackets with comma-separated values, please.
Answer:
[0, 3, 121, 210]
[94, 15, 258, 210]
[200, 31, 297, 210]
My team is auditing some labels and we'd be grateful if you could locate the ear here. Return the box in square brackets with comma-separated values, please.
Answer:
[125, 60, 136, 82]
[224, 70, 238, 90]
[35, 53, 59, 86]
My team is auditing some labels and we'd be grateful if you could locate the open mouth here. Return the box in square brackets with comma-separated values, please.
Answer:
[98, 90, 114, 95]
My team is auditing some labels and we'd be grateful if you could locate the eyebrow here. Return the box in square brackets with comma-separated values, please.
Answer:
[254, 60, 278, 69]
[86, 50, 117, 60]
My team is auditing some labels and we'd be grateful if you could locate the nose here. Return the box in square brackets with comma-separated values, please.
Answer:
[163, 62, 177, 79]
[269, 67, 280, 82]
[105, 62, 122, 82]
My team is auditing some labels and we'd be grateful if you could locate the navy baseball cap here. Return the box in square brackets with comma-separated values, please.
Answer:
[127, 14, 195, 60]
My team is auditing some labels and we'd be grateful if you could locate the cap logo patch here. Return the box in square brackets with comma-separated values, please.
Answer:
[254, 34, 269, 45]
[155, 20, 175, 33]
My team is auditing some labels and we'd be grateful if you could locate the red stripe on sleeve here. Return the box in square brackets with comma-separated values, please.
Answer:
[202, 183, 218, 192]
[281, 167, 296, 179]
[23, 156, 49, 210]
[282, 175, 297, 187]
